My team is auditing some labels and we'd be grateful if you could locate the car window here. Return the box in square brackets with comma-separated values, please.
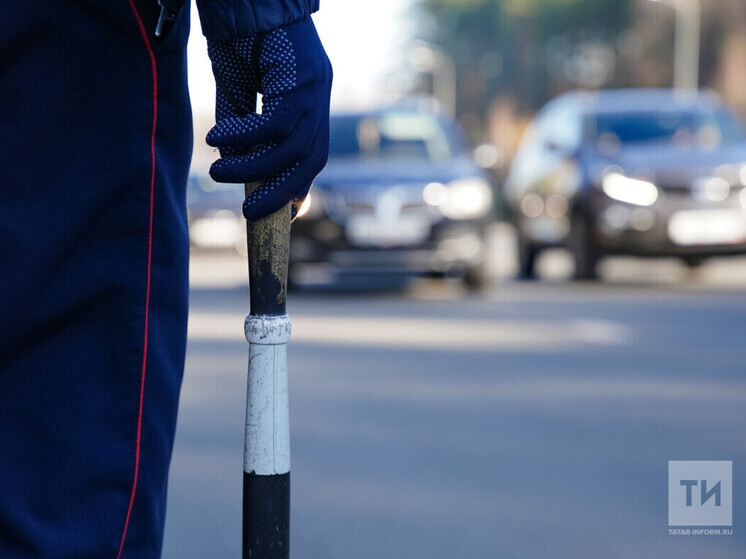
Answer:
[587, 109, 745, 148]
[505, 124, 541, 196]
[329, 112, 456, 162]
[539, 103, 582, 154]
[505, 102, 580, 198]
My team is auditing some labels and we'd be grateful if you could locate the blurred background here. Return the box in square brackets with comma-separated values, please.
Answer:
[163, 1, 746, 557]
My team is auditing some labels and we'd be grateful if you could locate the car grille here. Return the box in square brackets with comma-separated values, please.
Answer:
[324, 185, 439, 223]
[655, 181, 743, 200]
[655, 183, 690, 194]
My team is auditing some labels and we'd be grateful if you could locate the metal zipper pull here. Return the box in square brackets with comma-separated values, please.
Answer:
[155, 0, 185, 40]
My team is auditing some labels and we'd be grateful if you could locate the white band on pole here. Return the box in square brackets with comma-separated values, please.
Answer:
[244, 312, 292, 476]
[244, 342, 291, 475]
[245, 314, 292, 345]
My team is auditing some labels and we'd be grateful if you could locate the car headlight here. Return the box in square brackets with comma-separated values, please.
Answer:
[601, 172, 659, 207]
[295, 191, 324, 220]
[424, 177, 493, 219]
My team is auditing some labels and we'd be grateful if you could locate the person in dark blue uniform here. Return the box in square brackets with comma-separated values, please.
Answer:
[0, 1, 331, 557]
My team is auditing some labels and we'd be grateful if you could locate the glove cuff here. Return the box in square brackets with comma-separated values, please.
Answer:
[197, 0, 319, 41]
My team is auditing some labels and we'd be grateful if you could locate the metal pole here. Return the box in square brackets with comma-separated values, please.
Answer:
[433, 52, 457, 116]
[242, 181, 292, 559]
[410, 42, 457, 115]
[649, 0, 700, 92]
[673, 0, 700, 92]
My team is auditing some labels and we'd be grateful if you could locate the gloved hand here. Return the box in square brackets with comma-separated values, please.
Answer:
[206, 16, 332, 221]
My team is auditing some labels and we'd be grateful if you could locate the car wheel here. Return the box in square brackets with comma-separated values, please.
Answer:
[682, 256, 705, 269]
[517, 236, 539, 280]
[463, 260, 488, 291]
[570, 218, 601, 280]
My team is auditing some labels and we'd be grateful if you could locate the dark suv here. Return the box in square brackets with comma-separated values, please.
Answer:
[504, 89, 746, 279]
[290, 99, 494, 288]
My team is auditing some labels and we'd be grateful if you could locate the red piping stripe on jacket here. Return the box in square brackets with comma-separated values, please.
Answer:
[117, 1, 158, 556]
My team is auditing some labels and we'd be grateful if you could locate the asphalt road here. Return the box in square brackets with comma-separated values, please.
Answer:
[162, 230, 746, 558]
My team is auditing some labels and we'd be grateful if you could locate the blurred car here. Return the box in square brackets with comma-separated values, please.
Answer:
[291, 99, 494, 288]
[504, 89, 746, 279]
[187, 174, 245, 253]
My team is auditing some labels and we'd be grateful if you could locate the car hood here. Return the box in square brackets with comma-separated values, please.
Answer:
[316, 157, 483, 190]
[595, 143, 746, 187]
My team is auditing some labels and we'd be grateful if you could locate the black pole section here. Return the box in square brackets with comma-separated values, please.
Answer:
[243, 472, 290, 558]
[246, 182, 290, 316]
[243, 180, 291, 559]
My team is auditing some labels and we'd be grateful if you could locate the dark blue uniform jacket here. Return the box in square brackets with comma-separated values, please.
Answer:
[0, 1, 316, 557]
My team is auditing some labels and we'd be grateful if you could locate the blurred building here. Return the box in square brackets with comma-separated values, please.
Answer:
[414, 0, 746, 179]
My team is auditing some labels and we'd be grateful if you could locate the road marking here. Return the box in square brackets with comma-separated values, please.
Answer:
[188, 313, 629, 350]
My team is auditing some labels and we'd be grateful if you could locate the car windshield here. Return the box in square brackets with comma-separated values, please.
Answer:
[588, 109, 745, 149]
[187, 175, 242, 207]
[330, 112, 455, 162]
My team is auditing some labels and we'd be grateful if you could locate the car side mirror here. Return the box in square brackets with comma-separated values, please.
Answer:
[544, 139, 577, 158]
[544, 139, 563, 153]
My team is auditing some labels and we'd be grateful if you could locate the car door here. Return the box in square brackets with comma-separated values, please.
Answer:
[507, 99, 581, 246]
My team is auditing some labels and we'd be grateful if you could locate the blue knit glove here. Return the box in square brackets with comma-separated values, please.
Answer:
[206, 16, 332, 221]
